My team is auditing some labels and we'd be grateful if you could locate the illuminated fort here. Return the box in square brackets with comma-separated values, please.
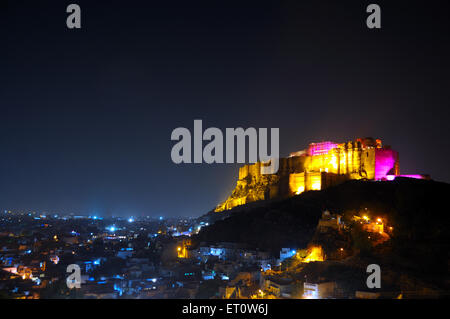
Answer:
[215, 137, 427, 212]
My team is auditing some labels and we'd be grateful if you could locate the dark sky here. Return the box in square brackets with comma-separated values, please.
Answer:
[0, 1, 449, 217]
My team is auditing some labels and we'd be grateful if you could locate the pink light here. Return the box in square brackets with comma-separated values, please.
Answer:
[386, 174, 427, 181]
[308, 141, 338, 156]
[375, 149, 398, 180]
[399, 174, 426, 179]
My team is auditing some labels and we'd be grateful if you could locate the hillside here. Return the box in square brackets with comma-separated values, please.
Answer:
[195, 178, 450, 276]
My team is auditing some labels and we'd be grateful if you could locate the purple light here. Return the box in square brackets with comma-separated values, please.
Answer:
[386, 174, 427, 181]
[308, 141, 338, 156]
[375, 149, 398, 180]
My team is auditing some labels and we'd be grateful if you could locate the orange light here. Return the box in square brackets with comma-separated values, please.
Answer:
[311, 181, 321, 190]
[296, 186, 305, 194]
[302, 246, 324, 263]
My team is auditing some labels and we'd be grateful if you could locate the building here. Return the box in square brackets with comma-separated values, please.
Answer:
[288, 138, 400, 193]
[279, 248, 297, 262]
[263, 277, 294, 298]
[317, 210, 342, 232]
[303, 281, 336, 299]
[215, 137, 412, 212]
[177, 238, 191, 259]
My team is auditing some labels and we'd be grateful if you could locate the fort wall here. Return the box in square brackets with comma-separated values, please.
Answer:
[215, 138, 400, 212]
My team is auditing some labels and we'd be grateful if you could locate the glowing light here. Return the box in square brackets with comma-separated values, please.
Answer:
[374, 149, 398, 180]
[387, 174, 427, 181]
[311, 181, 321, 190]
[329, 154, 338, 170]
[308, 141, 338, 156]
[128, 217, 134, 223]
[50, 255, 59, 265]
[177, 244, 189, 258]
[302, 246, 324, 263]
[296, 186, 305, 195]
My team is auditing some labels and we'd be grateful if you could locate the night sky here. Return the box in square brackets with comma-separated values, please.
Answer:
[0, 1, 449, 217]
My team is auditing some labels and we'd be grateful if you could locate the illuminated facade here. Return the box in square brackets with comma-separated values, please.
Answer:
[215, 137, 402, 212]
[289, 138, 400, 195]
[177, 238, 191, 258]
[302, 246, 325, 263]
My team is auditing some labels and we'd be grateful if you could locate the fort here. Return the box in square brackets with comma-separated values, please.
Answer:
[215, 137, 428, 212]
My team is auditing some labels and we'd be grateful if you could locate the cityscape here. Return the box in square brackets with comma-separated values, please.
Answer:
[0, 204, 402, 299]
[1, 0, 449, 309]
[1, 138, 448, 299]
